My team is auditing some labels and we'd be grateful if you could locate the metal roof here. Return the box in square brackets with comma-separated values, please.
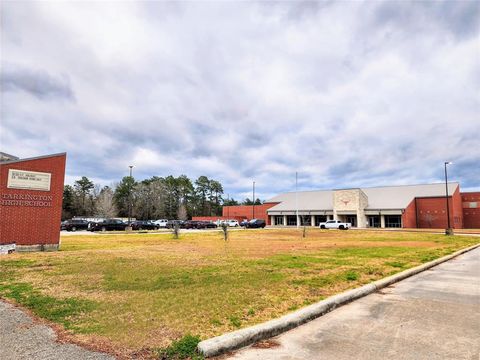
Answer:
[0, 152, 66, 165]
[0, 152, 19, 162]
[267, 183, 460, 212]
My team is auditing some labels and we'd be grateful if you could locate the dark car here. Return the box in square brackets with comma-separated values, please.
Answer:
[183, 220, 200, 229]
[89, 219, 128, 232]
[166, 220, 185, 229]
[245, 219, 266, 228]
[63, 219, 90, 232]
[240, 219, 249, 227]
[131, 220, 160, 230]
[60, 220, 68, 230]
[196, 221, 218, 229]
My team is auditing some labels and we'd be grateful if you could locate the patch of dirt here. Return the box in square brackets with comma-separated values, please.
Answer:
[252, 339, 281, 349]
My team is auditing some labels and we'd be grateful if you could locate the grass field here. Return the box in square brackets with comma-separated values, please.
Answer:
[0, 229, 478, 357]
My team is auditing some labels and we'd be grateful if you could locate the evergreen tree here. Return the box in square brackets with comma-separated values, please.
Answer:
[74, 176, 94, 216]
[114, 176, 136, 217]
[62, 185, 76, 219]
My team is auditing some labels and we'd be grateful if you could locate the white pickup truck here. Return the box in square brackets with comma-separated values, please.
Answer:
[319, 220, 351, 230]
[0, 243, 16, 255]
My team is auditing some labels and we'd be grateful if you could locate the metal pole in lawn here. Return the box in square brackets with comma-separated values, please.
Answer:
[252, 181, 255, 220]
[128, 165, 133, 229]
[444, 161, 453, 235]
[296, 172, 299, 228]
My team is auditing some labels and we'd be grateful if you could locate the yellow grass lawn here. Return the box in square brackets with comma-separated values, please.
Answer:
[0, 229, 478, 357]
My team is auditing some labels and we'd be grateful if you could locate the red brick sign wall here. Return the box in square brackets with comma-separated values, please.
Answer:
[0, 153, 66, 250]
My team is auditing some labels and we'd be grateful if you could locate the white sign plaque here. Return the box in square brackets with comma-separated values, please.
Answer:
[7, 169, 51, 191]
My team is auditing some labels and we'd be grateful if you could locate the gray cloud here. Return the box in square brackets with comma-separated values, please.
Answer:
[1, 65, 74, 100]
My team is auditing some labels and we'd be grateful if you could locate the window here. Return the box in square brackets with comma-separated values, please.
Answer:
[315, 216, 327, 226]
[287, 215, 297, 226]
[368, 216, 380, 228]
[299, 216, 311, 226]
[385, 215, 402, 228]
[274, 216, 283, 225]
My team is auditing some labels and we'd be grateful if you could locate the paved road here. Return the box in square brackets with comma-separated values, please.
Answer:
[0, 301, 114, 360]
[229, 247, 480, 360]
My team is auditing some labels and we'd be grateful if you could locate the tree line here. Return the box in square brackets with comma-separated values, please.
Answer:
[62, 175, 263, 220]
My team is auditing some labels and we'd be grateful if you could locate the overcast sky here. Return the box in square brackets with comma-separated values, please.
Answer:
[1, 1, 479, 200]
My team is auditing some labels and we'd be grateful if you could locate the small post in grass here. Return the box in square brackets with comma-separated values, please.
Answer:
[301, 215, 307, 238]
[173, 222, 180, 239]
[221, 222, 228, 241]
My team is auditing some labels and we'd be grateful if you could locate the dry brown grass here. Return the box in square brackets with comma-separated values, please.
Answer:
[0, 228, 478, 356]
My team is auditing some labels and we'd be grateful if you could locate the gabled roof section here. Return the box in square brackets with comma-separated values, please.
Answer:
[267, 183, 460, 212]
[0, 152, 19, 162]
[267, 189, 333, 211]
[362, 182, 459, 209]
[0, 152, 66, 165]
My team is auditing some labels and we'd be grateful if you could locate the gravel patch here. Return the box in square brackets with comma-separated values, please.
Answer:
[0, 300, 114, 360]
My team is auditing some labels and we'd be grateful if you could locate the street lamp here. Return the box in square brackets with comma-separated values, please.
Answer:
[227, 193, 230, 219]
[128, 165, 134, 228]
[444, 161, 453, 235]
[252, 181, 255, 219]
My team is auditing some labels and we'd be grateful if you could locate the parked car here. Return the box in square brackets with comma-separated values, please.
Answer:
[196, 221, 217, 229]
[225, 219, 239, 227]
[60, 220, 68, 230]
[245, 219, 266, 228]
[89, 219, 128, 232]
[319, 220, 351, 230]
[63, 219, 90, 232]
[131, 220, 160, 230]
[184, 220, 201, 229]
[152, 219, 168, 228]
[240, 219, 249, 227]
[166, 220, 185, 229]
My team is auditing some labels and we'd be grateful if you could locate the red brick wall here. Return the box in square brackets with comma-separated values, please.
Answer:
[451, 187, 464, 229]
[402, 199, 417, 228]
[222, 203, 279, 225]
[192, 216, 245, 222]
[415, 187, 463, 229]
[0, 153, 66, 247]
[461, 192, 480, 228]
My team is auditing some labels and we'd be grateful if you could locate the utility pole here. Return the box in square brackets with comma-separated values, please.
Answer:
[252, 181, 255, 219]
[128, 165, 133, 228]
[295, 172, 299, 228]
[444, 161, 453, 235]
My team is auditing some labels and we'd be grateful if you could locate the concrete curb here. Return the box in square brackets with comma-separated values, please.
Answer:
[197, 243, 480, 357]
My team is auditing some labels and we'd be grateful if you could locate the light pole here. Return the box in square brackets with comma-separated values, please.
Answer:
[444, 161, 453, 235]
[295, 172, 299, 228]
[128, 165, 133, 228]
[252, 181, 255, 220]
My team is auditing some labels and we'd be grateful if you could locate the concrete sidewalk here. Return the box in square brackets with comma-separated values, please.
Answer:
[228, 247, 480, 360]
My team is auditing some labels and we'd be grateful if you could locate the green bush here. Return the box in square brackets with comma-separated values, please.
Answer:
[157, 334, 202, 359]
[345, 271, 359, 281]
